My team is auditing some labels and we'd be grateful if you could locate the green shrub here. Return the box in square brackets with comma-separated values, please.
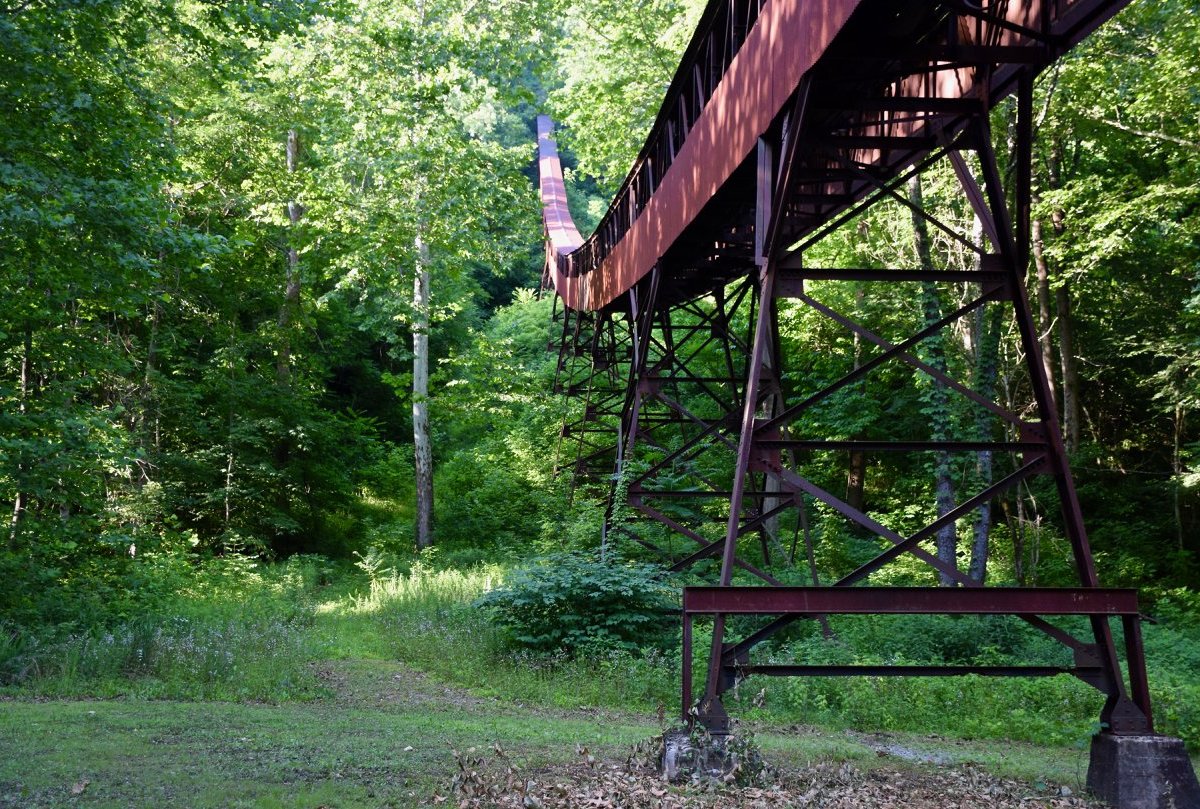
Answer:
[1152, 672, 1200, 750]
[475, 552, 678, 655]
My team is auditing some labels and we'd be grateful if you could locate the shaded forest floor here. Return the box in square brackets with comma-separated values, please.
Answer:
[0, 656, 1120, 808]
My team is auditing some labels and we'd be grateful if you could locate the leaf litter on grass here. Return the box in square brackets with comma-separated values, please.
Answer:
[313, 660, 1101, 807]
[439, 739, 1102, 808]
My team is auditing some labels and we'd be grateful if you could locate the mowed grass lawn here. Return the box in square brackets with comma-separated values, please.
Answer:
[0, 658, 1120, 808]
[0, 663, 653, 807]
[0, 652, 1151, 808]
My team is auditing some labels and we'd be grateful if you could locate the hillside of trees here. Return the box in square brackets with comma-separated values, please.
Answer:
[1, 0, 1198, 751]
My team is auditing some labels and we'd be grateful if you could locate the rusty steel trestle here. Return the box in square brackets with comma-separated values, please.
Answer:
[540, 0, 1166, 757]
[679, 65, 1151, 735]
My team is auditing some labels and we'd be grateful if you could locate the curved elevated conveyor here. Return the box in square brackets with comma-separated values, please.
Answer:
[540, 0, 1127, 312]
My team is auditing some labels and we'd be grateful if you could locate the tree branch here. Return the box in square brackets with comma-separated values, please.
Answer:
[1091, 115, 1200, 149]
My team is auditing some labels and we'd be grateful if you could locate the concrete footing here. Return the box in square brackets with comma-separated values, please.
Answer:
[1087, 734, 1200, 808]
[660, 728, 734, 783]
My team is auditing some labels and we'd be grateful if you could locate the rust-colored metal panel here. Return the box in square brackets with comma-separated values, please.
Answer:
[537, 116, 582, 254]
[582, 0, 860, 310]
[537, 116, 585, 308]
[540, 0, 861, 310]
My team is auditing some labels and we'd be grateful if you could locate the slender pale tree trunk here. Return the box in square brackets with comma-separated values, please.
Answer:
[1015, 487, 1030, 583]
[968, 218, 1001, 582]
[1031, 216, 1059, 411]
[909, 176, 958, 584]
[408, 0, 435, 551]
[1001, 496, 1026, 584]
[1033, 214, 1080, 451]
[8, 326, 31, 549]
[845, 286, 867, 514]
[412, 228, 434, 550]
[1174, 403, 1185, 551]
[278, 128, 302, 385]
[1056, 279, 1081, 453]
[224, 452, 235, 530]
[1038, 143, 1080, 451]
[140, 282, 162, 479]
[222, 326, 237, 539]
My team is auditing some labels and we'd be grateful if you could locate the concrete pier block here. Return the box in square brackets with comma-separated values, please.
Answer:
[1087, 734, 1200, 809]
[660, 728, 733, 783]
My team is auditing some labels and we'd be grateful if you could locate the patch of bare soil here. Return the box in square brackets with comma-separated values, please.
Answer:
[312, 659, 493, 711]
[438, 744, 1100, 808]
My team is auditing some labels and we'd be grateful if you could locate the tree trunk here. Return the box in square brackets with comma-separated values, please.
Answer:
[1025, 485, 1042, 586]
[908, 175, 958, 584]
[845, 449, 867, 513]
[278, 128, 302, 385]
[1174, 402, 1185, 551]
[969, 218, 1002, 582]
[413, 229, 434, 550]
[219, 324, 238, 544]
[1001, 495, 1026, 585]
[1056, 281, 1081, 453]
[1030, 217, 1059, 411]
[224, 451, 235, 531]
[845, 286, 867, 514]
[140, 288, 162, 478]
[8, 326, 31, 549]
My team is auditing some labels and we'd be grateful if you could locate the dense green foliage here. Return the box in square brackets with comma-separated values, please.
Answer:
[0, 0, 546, 626]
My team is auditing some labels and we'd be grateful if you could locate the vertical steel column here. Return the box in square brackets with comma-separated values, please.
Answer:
[973, 70, 1147, 732]
[698, 138, 777, 730]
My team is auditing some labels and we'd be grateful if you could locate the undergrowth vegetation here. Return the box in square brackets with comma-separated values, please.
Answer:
[328, 557, 678, 712]
[3, 551, 1198, 754]
[0, 555, 334, 701]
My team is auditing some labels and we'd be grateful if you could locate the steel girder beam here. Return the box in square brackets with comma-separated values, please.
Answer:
[682, 587, 1151, 729]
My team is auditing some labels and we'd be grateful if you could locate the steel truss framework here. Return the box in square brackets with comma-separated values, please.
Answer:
[542, 0, 1165, 750]
[554, 104, 1155, 737]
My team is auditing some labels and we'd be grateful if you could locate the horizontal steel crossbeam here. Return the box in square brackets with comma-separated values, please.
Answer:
[683, 586, 1140, 616]
[739, 664, 1092, 678]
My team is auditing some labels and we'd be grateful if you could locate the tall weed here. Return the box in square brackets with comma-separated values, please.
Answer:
[1, 554, 333, 700]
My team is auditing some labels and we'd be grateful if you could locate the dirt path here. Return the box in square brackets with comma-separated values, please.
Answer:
[311, 659, 1102, 808]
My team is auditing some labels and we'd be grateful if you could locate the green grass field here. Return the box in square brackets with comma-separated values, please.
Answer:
[0, 658, 1115, 808]
[1, 558, 1196, 807]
